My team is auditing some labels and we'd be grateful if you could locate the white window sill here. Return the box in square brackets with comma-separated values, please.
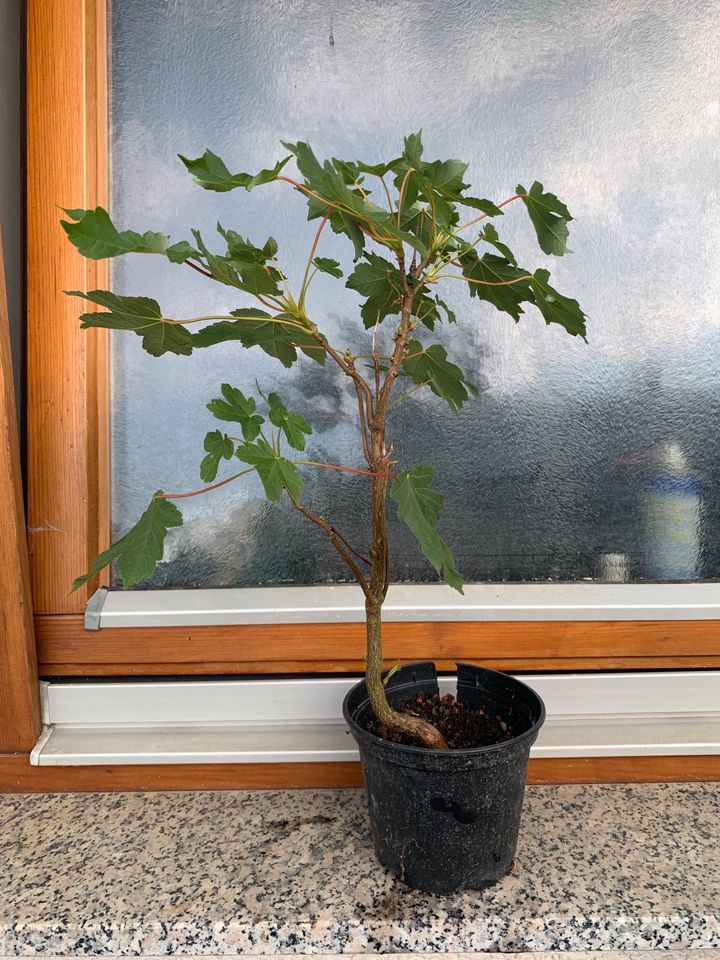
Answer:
[87, 581, 720, 629]
[33, 671, 720, 765]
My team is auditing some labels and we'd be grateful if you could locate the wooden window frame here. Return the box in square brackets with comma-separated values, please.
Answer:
[26, 0, 720, 680]
[0, 231, 41, 754]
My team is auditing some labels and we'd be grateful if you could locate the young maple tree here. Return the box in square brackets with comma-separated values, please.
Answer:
[63, 133, 586, 748]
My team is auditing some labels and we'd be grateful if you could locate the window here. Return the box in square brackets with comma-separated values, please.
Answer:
[108, 0, 720, 589]
[26, 0, 720, 677]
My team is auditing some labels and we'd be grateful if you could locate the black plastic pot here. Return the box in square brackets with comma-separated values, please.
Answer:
[343, 661, 545, 894]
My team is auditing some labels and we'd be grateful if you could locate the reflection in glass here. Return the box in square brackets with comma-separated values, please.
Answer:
[109, 0, 720, 587]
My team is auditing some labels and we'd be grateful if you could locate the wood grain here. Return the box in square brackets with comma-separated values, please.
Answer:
[36, 656, 720, 676]
[1, 754, 717, 793]
[0, 236, 42, 751]
[35, 614, 720, 676]
[26, 0, 109, 615]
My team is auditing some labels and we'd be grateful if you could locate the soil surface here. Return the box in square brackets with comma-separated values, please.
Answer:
[366, 692, 516, 749]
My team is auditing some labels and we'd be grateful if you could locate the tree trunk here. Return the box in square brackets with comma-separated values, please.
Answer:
[364, 597, 448, 749]
[363, 424, 448, 749]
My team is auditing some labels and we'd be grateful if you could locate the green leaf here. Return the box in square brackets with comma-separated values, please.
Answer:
[217, 225, 279, 266]
[421, 158, 469, 197]
[284, 140, 427, 259]
[165, 239, 198, 263]
[67, 290, 193, 357]
[207, 383, 264, 440]
[312, 257, 343, 278]
[190, 230, 245, 288]
[410, 289, 440, 331]
[400, 204, 435, 251]
[401, 339, 474, 413]
[71, 493, 183, 591]
[354, 158, 399, 178]
[476, 223, 517, 263]
[409, 290, 457, 331]
[459, 252, 533, 321]
[192, 319, 295, 366]
[391, 133, 501, 231]
[61, 207, 169, 260]
[434, 296, 456, 324]
[458, 196, 504, 216]
[346, 252, 402, 327]
[60, 207, 195, 265]
[517, 181, 573, 256]
[267, 393, 312, 451]
[402, 131, 424, 166]
[200, 430, 234, 482]
[179, 149, 291, 192]
[235, 260, 284, 296]
[317, 201, 366, 261]
[192, 229, 284, 296]
[262, 236, 279, 259]
[390, 465, 463, 593]
[282, 139, 325, 184]
[530, 269, 588, 338]
[216, 226, 265, 262]
[191, 309, 325, 367]
[235, 438, 303, 502]
[382, 661, 403, 687]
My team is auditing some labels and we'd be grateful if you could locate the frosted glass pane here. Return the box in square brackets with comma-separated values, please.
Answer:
[109, 0, 720, 587]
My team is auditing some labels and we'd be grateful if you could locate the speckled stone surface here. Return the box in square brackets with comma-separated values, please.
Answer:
[0, 783, 718, 954]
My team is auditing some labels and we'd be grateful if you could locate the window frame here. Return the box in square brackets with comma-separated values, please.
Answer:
[26, 0, 720, 679]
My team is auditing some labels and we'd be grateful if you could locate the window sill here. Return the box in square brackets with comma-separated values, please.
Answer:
[86, 581, 720, 629]
[32, 671, 720, 765]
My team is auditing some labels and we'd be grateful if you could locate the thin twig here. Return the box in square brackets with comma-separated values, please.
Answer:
[455, 193, 524, 232]
[434, 272, 533, 287]
[299, 211, 331, 307]
[162, 313, 316, 331]
[388, 381, 430, 410]
[183, 259, 285, 312]
[396, 167, 415, 227]
[276, 175, 395, 246]
[314, 331, 374, 404]
[184, 259, 214, 279]
[371, 312, 382, 396]
[155, 467, 256, 500]
[296, 459, 398, 479]
[379, 175, 395, 213]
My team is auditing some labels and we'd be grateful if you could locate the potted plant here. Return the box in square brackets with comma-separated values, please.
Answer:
[62, 133, 586, 893]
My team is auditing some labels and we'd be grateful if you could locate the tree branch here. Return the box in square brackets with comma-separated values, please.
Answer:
[289, 496, 371, 594]
[353, 383, 373, 465]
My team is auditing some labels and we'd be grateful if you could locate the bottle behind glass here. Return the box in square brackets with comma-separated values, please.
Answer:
[641, 443, 702, 581]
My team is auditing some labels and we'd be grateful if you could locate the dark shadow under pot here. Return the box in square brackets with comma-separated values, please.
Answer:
[342, 661, 545, 894]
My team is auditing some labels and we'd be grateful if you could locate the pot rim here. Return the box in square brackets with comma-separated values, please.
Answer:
[342, 662, 546, 757]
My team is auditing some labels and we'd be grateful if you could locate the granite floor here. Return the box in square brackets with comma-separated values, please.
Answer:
[0, 783, 718, 954]
[0, 955, 718, 960]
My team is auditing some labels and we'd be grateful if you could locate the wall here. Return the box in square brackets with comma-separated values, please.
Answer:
[0, 1, 23, 409]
